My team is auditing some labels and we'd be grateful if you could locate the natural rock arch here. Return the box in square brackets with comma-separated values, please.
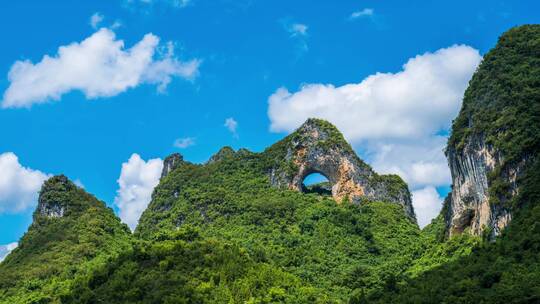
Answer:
[301, 172, 332, 195]
[287, 145, 367, 203]
[269, 118, 416, 221]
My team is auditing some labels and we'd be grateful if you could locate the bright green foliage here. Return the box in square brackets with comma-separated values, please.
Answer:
[64, 224, 342, 304]
[135, 150, 421, 301]
[405, 215, 480, 277]
[0, 122, 420, 303]
[0, 176, 132, 303]
[366, 160, 540, 303]
[297, 118, 356, 152]
[449, 25, 540, 158]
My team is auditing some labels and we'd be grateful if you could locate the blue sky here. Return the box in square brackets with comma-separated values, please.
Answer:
[0, 0, 538, 248]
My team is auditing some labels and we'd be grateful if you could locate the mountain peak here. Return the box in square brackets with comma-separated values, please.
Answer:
[161, 153, 184, 179]
[268, 118, 416, 220]
[295, 118, 350, 147]
[207, 146, 236, 164]
[302, 117, 339, 130]
[36, 175, 77, 219]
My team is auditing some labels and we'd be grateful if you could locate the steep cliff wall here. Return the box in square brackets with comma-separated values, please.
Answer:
[445, 136, 517, 237]
[444, 25, 540, 238]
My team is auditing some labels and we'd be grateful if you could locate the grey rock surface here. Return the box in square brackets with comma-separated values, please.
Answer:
[444, 135, 527, 238]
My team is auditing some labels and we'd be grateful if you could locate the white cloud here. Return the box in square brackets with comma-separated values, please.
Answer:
[367, 136, 451, 189]
[0, 152, 50, 213]
[288, 23, 308, 37]
[114, 154, 163, 231]
[350, 8, 374, 19]
[0, 242, 18, 262]
[224, 117, 238, 138]
[90, 12, 104, 29]
[269, 45, 481, 140]
[2, 28, 200, 108]
[174, 137, 195, 148]
[268, 45, 482, 225]
[412, 187, 444, 228]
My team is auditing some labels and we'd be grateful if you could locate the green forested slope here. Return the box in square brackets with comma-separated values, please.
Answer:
[0, 176, 132, 303]
[71, 128, 421, 303]
[367, 161, 540, 303]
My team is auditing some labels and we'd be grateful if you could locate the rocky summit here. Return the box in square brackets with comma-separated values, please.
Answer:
[269, 118, 416, 220]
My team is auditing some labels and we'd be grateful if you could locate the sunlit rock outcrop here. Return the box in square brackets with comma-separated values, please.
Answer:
[269, 118, 416, 221]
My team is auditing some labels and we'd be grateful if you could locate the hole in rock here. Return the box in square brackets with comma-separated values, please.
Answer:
[302, 173, 332, 196]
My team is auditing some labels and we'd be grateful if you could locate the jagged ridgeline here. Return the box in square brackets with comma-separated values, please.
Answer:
[0, 120, 422, 303]
[137, 117, 416, 238]
[128, 118, 421, 302]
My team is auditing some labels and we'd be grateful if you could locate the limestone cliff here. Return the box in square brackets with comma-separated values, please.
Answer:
[444, 135, 523, 238]
[443, 25, 539, 239]
[268, 118, 416, 221]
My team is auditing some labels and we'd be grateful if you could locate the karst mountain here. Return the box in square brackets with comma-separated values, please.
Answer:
[0, 24, 539, 303]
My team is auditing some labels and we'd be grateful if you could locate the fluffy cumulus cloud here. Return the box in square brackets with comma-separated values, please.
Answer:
[0, 152, 50, 213]
[174, 137, 195, 148]
[367, 136, 451, 189]
[268, 45, 482, 227]
[0, 242, 18, 262]
[269, 45, 481, 140]
[2, 28, 200, 108]
[114, 154, 163, 231]
[412, 187, 444, 227]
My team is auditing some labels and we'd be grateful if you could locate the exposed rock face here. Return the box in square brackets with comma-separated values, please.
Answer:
[445, 135, 527, 238]
[270, 119, 416, 221]
[161, 153, 183, 179]
[36, 175, 74, 219]
[38, 202, 65, 218]
[442, 25, 540, 239]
